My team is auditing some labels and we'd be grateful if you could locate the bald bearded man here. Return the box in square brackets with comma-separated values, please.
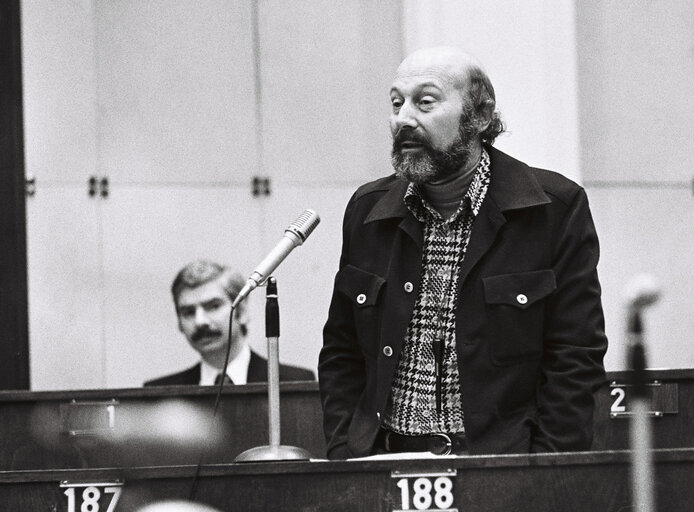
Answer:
[319, 47, 607, 458]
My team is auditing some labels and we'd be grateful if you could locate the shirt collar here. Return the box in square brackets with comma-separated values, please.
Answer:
[199, 343, 251, 385]
[404, 148, 491, 223]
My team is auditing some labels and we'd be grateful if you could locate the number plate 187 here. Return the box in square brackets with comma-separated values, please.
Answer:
[60, 481, 123, 512]
[391, 470, 458, 512]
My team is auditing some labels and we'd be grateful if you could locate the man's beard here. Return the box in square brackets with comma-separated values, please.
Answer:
[391, 111, 477, 185]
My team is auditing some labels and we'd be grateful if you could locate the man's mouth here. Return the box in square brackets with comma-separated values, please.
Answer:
[192, 330, 223, 343]
[399, 141, 425, 152]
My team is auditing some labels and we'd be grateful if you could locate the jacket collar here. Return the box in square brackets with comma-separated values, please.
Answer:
[484, 145, 551, 211]
[364, 177, 410, 224]
[364, 145, 550, 224]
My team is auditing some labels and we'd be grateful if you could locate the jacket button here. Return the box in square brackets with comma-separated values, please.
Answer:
[356, 293, 366, 304]
[383, 346, 393, 357]
[404, 282, 414, 293]
[376, 412, 381, 421]
[516, 293, 528, 305]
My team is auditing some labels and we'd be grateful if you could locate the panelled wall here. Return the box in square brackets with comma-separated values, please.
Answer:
[576, 0, 694, 370]
[22, 0, 401, 390]
[402, 0, 582, 183]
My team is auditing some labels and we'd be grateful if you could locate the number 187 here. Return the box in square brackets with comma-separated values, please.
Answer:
[64, 485, 121, 512]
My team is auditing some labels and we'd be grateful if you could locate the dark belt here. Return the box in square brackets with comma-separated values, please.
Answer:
[377, 429, 466, 456]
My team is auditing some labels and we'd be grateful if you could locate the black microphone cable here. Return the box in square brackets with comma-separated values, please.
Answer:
[188, 301, 238, 500]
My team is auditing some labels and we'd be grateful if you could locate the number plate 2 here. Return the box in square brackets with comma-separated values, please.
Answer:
[609, 381, 678, 418]
[60, 480, 123, 512]
[391, 470, 458, 512]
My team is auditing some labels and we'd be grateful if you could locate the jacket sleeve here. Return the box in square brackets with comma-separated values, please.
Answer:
[318, 196, 367, 459]
[531, 188, 608, 452]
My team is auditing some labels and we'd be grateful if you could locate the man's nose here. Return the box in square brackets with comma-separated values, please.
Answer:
[194, 307, 210, 326]
[393, 100, 418, 130]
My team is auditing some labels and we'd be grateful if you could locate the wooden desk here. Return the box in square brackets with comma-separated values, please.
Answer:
[0, 369, 692, 471]
[0, 382, 325, 470]
[0, 449, 692, 511]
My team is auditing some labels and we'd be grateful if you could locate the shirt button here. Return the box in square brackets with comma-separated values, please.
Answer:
[356, 293, 366, 304]
[516, 293, 528, 305]
[377, 412, 381, 421]
[404, 282, 414, 293]
[383, 346, 393, 357]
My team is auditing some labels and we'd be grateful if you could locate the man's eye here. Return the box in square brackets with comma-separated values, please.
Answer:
[180, 308, 194, 317]
[391, 98, 403, 110]
[205, 302, 221, 312]
[419, 97, 436, 110]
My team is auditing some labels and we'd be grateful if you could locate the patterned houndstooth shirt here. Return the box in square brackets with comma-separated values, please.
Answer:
[383, 148, 491, 435]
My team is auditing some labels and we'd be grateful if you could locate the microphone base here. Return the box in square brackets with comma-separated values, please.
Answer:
[233, 445, 312, 463]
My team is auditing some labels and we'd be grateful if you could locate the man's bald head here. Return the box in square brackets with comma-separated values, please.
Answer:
[394, 46, 485, 95]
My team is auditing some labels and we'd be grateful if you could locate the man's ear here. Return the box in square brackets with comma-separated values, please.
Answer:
[234, 304, 249, 337]
[234, 302, 249, 326]
[475, 101, 493, 134]
[177, 315, 185, 333]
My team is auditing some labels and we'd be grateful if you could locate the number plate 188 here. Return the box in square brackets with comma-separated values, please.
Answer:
[60, 481, 123, 512]
[391, 470, 457, 512]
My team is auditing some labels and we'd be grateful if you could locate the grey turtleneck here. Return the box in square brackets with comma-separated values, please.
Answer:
[422, 158, 479, 220]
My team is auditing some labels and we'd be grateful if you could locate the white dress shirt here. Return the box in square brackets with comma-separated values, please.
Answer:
[199, 343, 251, 385]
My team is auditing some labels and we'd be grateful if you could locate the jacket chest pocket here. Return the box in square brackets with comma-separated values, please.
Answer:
[482, 269, 556, 366]
[335, 264, 386, 359]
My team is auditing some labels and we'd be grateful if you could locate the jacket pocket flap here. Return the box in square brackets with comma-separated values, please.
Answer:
[483, 270, 556, 309]
[335, 264, 386, 307]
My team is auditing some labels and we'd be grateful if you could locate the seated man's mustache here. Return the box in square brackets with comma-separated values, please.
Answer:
[192, 327, 223, 341]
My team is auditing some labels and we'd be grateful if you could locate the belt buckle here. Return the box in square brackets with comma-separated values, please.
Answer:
[432, 433, 452, 455]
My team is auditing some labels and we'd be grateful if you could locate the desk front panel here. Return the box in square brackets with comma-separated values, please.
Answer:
[0, 450, 692, 511]
[1, 369, 693, 470]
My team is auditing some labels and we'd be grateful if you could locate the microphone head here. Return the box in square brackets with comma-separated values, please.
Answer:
[285, 209, 320, 243]
[623, 273, 661, 310]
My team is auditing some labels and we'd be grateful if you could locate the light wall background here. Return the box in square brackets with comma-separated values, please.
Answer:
[21, 0, 693, 390]
[403, 0, 582, 183]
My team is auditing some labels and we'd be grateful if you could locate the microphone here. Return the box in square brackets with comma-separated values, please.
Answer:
[622, 278, 660, 512]
[624, 273, 660, 312]
[232, 209, 320, 308]
[623, 274, 661, 334]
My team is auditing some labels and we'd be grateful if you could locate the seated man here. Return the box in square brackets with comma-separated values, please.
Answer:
[145, 260, 314, 386]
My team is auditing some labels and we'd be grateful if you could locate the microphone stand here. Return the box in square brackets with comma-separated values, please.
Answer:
[234, 277, 311, 462]
[627, 308, 655, 512]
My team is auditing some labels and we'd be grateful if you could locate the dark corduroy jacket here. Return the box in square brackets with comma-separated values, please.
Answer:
[319, 145, 607, 459]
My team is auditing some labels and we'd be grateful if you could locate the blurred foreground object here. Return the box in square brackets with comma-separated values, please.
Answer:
[625, 273, 661, 512]
[137, 500, 222, 512]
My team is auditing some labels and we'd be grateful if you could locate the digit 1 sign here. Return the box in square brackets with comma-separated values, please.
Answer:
[391, 470, 458, 512]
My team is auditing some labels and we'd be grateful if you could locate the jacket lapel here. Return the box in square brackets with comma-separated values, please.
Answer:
[458, 146, 551, 287]
[246, 350, 268, 383]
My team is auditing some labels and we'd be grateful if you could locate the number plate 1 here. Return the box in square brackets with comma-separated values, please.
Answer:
[391, 470, 458, 512]
[60, 480, 123, 512]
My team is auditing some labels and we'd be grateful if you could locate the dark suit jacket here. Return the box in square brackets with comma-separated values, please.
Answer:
[144, 350, 315, 386]
[319, 145, 607, 459]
